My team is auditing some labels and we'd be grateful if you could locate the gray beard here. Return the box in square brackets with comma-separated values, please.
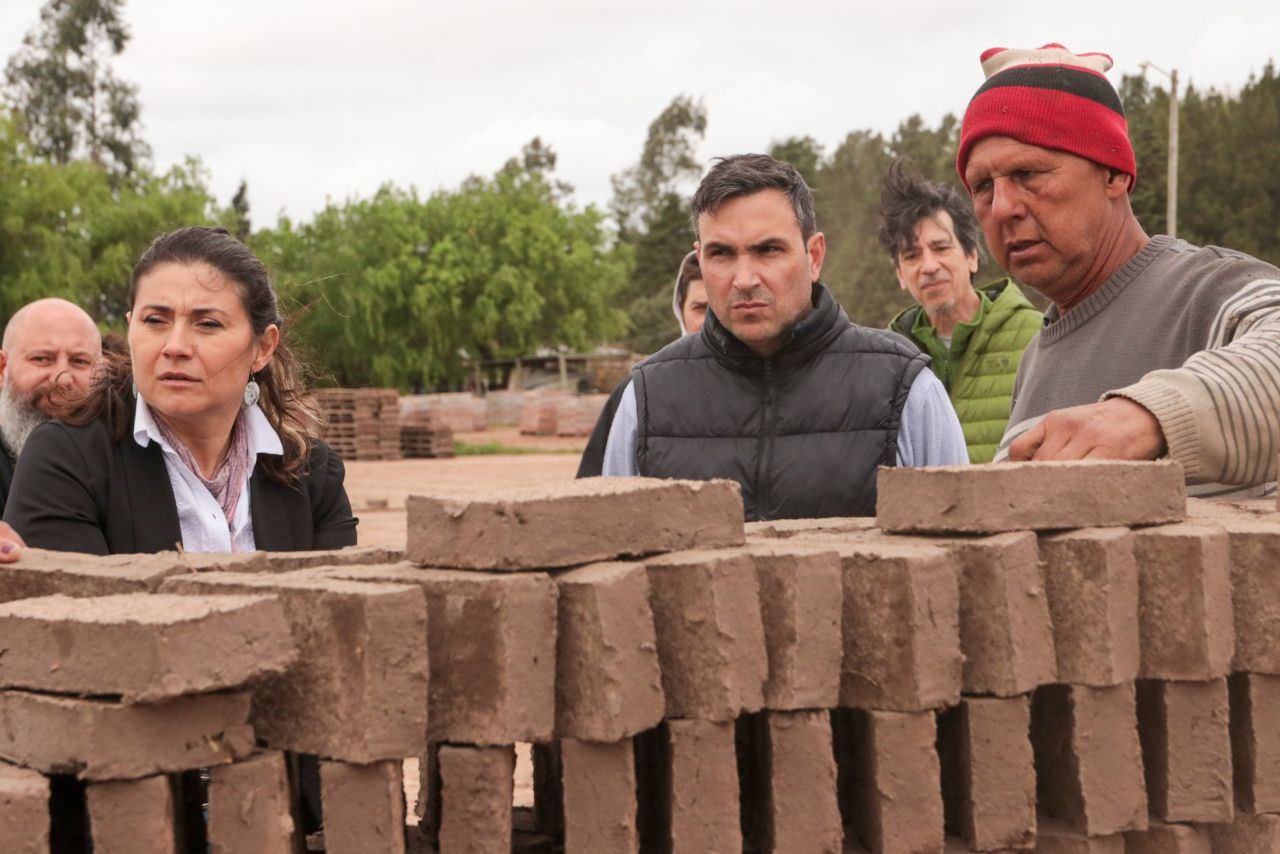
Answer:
[0, 383, 49, 458]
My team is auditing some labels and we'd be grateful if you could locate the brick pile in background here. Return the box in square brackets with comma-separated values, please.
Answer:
[519, 391, 609, 436]
[401, 392, 487, 433]
[314, 388, 402, 461]
[484, 390, 525, 427]
[397, 397, 455, 459]
[5, 464, 1280, 852]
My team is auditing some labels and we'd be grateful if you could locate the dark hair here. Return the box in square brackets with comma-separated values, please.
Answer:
[690, 154, 817, 241]
[877, 158, 984, 266]
[53, 227, 320, 483]
[675, 251, 702, 309]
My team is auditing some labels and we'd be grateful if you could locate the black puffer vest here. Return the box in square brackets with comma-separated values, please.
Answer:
[634, 283, 928, 520]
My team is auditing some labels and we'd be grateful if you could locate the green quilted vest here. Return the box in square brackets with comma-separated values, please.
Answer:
[890, 279, 1043, 463]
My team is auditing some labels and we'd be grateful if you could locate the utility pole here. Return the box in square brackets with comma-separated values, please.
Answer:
[1140, 62, 1180, 237]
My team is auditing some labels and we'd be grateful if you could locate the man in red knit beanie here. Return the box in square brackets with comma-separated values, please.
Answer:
[959, 44, 1279, 495]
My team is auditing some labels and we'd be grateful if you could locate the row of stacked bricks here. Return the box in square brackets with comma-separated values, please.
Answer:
[3, 463, 1279, 852]
[315, 388, 403, 461]
[868, 460, 1280, 853]
[0, 544, 423, 853]
[399, 396, 457, 459]
[518, 392, 609, 437]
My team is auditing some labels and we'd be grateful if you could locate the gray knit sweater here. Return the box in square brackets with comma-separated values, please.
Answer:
[998, 235, 1280, 492]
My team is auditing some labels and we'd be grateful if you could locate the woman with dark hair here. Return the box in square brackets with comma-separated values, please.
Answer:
[3, 225, 356, 554]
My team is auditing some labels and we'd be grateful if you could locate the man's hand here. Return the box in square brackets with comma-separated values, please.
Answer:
[0, 521, 23, 563]
[1008, 398, 1167, 462]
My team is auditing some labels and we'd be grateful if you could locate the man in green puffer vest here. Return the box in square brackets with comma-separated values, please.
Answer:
[879, 160, 1042, 463]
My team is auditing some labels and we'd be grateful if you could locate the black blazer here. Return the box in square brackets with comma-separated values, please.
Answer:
[3, 410, 358, 555]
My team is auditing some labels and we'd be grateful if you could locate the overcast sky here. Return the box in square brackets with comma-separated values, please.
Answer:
[2, 0, 1277, 228]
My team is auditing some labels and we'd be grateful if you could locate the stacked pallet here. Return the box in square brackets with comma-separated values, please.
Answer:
[315, 388, 402, 461]
[401, 393, 487, 433]
[399, 423, 455, 459]
[485, 390, 525, 427]
[520, 392, 564, 435]
[520, 392, 608, 436]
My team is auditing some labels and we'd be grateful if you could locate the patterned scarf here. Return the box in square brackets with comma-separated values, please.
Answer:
[150, 405, 252, 547]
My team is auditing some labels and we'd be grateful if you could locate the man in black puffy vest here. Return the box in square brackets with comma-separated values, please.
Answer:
[601, 154, 968, 520]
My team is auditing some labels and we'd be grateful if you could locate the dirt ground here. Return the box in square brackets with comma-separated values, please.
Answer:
[345, 451, 582, 548]
[344, 451, 582, 817]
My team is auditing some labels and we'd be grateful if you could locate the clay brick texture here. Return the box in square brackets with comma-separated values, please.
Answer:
[560, 738, 638, 854]
[1132, 524, 1234, 680]
[762, 710, 842, 854]
[1037, 528, 1140, 686]
[644, 549, 767, 721]
[86, 774, 176, 854]
[0, 593, 294, 702]
[319, 760, 406, 854]
[1222, 518, 1280, 673]
[0, 690, 254, 780]
[305, 563, 556, 745]
[406, 477, 744, 569]
[554, 561, 664, 742]
[437, 745, 515, 854]
[1229, 671, 1280, 813]
[1124, 819, 1212, 853]
[937, 696, 1036, 852]
[0, 763, 49, 854]
[665, 719, 742, 854]
[1031, 683, 1148, 836]
[876, 459, 1186, 533]
[1209, 812, 1280, 851]
[207, 752, 295, 854]
[159, 571, 429, 762]
[745, 543, 843, 711]
[826, 540, 961, 712]
[1035, 817, 1126, 853]
[1135, 678, 1233, 823]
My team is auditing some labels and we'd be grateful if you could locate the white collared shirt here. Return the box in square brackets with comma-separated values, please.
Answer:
[133, 399, 284, 553]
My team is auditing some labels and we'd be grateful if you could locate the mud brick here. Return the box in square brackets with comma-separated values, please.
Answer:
[159, 572, 427, 762]
[827, 540, 961, 711]
[0, 690, 253, 780]
[437, 745, 515, 854]
[1229, 672, 1280, 813]
[1221, 519, 1280, 673]
[87, 774, 176, 853]
[0, 549, 192, 603]
[554, 562, 663, 741]
[877, 460, 1186, 533]
[0, 593, 295, 702]
[938, 696, 1035, 852]
[1036, 817, 1125, 853]
[207, 752, 295, 854]
[1031, 683, 1147, 836]
[763, 710, 841, 854]
[302, 563, 554, 745]
[263, 545, 405, 571]
[665, 719, 741, 854]
[1135, 678, 1232, 822]
[319, 760, 405, 854]
[745, 516, 877, 540]
[1124, 819, 1211, 854]
[844, 708, 944, 854]
[560, 738, 637, 854]
[0, 763, 49, 853]
[406, 477, 744, 570]
[1132, 524, 1233, 680]
[745, 543, 842, 710]
[1038, 529, 1140, 686]
[949, 532, 1057, 696]
[1209, 812, 1280, 851]
[644, 549, 767, 721]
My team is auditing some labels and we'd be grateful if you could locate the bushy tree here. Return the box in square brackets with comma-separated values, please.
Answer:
[4, 0, 149, 177]
[255, 141, 630, 389]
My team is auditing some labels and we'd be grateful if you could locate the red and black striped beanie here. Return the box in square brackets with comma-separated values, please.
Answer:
[957, 44, 1136, 192]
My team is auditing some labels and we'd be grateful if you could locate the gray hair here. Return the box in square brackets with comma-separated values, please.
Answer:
[690, 154, 817, 241]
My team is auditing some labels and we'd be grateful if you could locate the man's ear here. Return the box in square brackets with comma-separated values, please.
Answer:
[0, 350, 7, 385]
[1105, 168, 1131, 198]
[893, 261, 910, 293]
[807, 232, 827, 282]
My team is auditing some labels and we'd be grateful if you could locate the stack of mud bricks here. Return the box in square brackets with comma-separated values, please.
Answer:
[519, 391, 566, 436]
[315, 387, 403, 461]
[866, 459, 1280, 853]
[0, 544, 427, 853]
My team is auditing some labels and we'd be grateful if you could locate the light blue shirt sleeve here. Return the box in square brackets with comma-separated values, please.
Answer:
[895, 369, 969, 467]
[602, 380, 639, 476]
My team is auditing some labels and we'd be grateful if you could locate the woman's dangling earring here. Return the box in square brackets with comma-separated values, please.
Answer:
[243, 372, 261, 408]
[131, 379, 139, 399]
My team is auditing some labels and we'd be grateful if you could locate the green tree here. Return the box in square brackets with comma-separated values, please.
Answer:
[226, 179, 252, 241]
[611, 95, 708, 353]
[768, 135, 825, 188]
[0, 112, 213, 326]
[255, 141, 630, 389]
[4, 0, 149, 177]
